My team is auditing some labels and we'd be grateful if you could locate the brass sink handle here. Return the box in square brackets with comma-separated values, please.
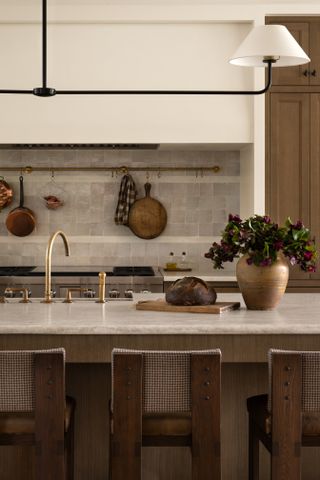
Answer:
[0, 296, 7, 303]
[63, 288, 90, 304]
[5, 288, 31, 303]
[96, 272, 106, 304]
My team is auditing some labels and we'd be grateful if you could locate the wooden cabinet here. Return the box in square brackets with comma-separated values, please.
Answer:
[310, 94, 320, 278]
[266, 17, 320, 86]
[266, 16, 320, 286]
[266, 93, 310, 280]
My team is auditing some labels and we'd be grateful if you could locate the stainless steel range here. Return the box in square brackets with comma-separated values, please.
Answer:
[0, 266, 163, 299]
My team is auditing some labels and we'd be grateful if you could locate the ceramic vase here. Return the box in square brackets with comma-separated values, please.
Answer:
[236, 254, 289, 310]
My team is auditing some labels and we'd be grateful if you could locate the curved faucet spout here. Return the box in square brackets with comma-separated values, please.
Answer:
[43, 230, 70, 303]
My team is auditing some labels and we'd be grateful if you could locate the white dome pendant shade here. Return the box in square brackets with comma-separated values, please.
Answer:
[229, 25, 310, 68]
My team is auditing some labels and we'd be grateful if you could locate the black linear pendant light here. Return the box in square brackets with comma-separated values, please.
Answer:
[0, 0, 310, 97]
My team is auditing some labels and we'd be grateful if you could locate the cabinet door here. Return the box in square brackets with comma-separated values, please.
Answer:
[267, 93, 310, 279]
[310, 94, 320, 278]
[310, 23, 320, 85]
[268, 21, 309, 86]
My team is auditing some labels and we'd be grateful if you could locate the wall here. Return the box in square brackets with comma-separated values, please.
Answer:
[0, 148, 239, 272]
[0, 21, 252, 144]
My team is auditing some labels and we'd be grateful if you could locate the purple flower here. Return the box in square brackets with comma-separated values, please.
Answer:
[246, 257, 253, 265]
[229, 229, 234, 236]
[293, 220, 303, 230]
[290, 256, 297, 266]
[274, 240, 283, 251]
[308, 265, 316, 273]
[304, 251, 313, 261]
[260, 258, 272, 267]
[228, 214, 241, 223]
[263, 215, 271, 224]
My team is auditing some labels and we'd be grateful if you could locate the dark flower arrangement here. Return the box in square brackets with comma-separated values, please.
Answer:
[205, 214, 317, 272]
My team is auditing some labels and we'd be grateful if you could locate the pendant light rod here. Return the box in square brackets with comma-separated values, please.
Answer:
[42, 0, 47, 89]
[55, 60, 273, 96]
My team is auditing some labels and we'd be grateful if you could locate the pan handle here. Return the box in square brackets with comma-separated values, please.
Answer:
[19, 176, 24, 208]
[144, 182, 151, 197]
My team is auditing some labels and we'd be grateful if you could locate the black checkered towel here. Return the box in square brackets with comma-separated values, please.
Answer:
[114, 174, 137, 226]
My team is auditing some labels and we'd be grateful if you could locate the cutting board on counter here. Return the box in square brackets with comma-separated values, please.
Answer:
[136, 299, 240, 314]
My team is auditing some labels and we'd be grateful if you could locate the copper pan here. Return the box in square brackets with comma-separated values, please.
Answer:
[0, 176, 13, 210]
[6, 176, 36, 237]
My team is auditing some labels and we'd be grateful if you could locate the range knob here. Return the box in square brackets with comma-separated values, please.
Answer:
[140, 289, 151, 294]
[109, 289, 120, 299]
[124, 288, 134, 299]
[84, 288, 96, 298]
[4, 289, 15, 298]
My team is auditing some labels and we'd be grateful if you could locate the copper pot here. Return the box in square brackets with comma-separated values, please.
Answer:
[236, 253, 289, 310]
[0, 176, 13, 210]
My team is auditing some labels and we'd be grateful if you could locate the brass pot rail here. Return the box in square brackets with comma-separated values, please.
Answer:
[0, 165, 221, 175]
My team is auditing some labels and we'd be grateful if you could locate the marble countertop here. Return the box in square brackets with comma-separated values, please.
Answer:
[0, 293, 319, 335]
[161, 269, 237, 282]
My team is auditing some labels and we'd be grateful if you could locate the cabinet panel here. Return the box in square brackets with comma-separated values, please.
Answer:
[310, 94, 320, 278]
[268, 93, 310, 279]
[310, 23, 320, 86]
[269, 22, 309, 86]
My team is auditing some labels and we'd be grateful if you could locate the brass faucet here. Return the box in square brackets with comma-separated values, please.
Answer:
[5, 288, 31, 303]
[42, 230, 70, 304]
[96, 272, 106, 303]
[63, 287, 89, 304]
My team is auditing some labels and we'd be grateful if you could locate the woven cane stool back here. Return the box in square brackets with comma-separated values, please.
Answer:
[268, 349, 320, 412]
[0, 348, 65, 412]
[112, 348, 221, 413]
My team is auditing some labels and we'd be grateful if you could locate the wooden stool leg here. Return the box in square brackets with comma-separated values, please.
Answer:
[66, 410, 75, 480]
[248, 415, 259, 480]
[111, 354, 142, 480]
[191, 353, 221, 480]
[271, 353, 302, 480]
[35, 352, 65, 480]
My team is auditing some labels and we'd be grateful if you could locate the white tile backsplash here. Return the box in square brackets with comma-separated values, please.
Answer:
[0, 149, 240, 271]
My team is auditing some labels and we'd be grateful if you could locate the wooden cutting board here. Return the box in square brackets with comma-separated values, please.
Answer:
[136, 299, 241, 314]
[128, 182, 167, 239]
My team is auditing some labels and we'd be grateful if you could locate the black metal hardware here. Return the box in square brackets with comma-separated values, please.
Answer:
[311, 69, 317, 77]
[303, 69, 309, 77]
[0, 0, 274, 97]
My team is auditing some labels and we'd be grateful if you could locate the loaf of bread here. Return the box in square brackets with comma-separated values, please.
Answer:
[165, 276, 217, 306]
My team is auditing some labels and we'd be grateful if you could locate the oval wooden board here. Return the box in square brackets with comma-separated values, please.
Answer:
[136, 299, 241, 314]
[128, 183, 167, 239]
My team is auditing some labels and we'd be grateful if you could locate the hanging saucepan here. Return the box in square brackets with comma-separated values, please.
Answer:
[6, 176, 36, 237]
[0, 176, 13, 210]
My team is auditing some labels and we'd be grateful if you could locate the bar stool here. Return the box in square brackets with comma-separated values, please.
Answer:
[0, 348, 75, 480]
[247, 348, 320, 480]
[110, 348, 221, 480]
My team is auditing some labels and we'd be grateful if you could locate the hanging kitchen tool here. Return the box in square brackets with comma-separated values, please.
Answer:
[6, 176, 36, 237]
[128, 182, 167, 239]
[0, 176, 13, 210]
[39, 170, 66, 210]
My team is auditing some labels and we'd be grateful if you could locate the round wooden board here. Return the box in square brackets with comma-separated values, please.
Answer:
[128, 183, 167, 239]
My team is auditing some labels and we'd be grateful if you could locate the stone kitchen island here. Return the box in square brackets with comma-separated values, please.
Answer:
[0, 293, 320, 480]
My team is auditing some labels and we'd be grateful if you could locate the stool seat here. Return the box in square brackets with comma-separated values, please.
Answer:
[142, 413, 191, 436]
[247, 394, 320, 436]
[0, 397, 75, 435]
